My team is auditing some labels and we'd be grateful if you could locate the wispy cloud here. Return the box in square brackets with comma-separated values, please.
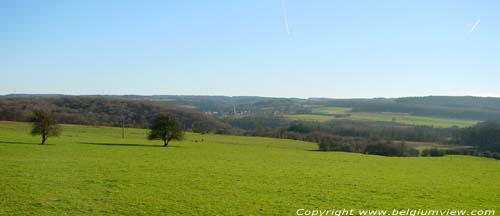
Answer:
[281, 0, 290, 35]
[469, 19, 480, 33]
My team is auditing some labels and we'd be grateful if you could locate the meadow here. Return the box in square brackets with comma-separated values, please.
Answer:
[312, 107, 352, 115]
[286, 107, 478, 128]
[0, 121, 499, 215]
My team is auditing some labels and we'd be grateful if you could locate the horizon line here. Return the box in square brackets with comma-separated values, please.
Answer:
[2, 93, 500, 100]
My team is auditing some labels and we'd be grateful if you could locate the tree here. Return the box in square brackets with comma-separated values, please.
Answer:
[451, 122, 500, 153]
[148, 114, 184, 147]
[30, 110, 61, 145]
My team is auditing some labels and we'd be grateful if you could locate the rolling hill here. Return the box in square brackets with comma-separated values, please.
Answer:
[0, 121, 498, 215]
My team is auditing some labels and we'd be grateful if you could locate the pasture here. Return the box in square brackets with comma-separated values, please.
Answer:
[287, 107, 478, 128]
[312, 107, 352, 115]
[0, 121, 498, 215]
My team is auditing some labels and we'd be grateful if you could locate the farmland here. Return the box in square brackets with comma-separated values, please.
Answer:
[0, 121, 498, 215]
[285, 107, 478, 128]
[312, 107, 352, 115]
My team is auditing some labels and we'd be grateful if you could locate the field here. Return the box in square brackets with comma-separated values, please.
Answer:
[286, 107, 478, 128]
[1, 121, 499, 215]
[312, 107, 352, 115]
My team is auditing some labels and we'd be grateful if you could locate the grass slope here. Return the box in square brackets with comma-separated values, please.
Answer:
[0, 122, 499, 215]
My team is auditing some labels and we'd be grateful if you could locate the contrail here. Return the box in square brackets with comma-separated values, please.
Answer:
[469, 19, 480, 33]
[281, 0, 290, 35]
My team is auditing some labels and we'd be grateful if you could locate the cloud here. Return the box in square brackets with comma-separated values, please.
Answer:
[281, 0, 291, 35]
[469, 19, 480, 33]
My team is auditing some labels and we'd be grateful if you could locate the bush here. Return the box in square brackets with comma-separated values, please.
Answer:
[365, 142, 401, 156]
[363, 141, 420, 157]
[481, 151, 492, 158]
[492, 152, 500, 160]
[318, 135, 355, 152]
[422, 148, 445, 157]
[318, 136, 419, 157]
[408, 148, 420, 157]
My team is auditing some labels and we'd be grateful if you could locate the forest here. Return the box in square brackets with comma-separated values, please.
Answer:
[1, 95, 499, 159]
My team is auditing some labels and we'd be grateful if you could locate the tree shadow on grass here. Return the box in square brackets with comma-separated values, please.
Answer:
[0, 140, 41, 145]
[78, 142, 179, 148]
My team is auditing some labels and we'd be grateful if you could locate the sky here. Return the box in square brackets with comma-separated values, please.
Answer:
[1, 0, 499, 98]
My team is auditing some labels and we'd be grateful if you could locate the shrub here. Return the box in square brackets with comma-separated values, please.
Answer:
[408, 148, 420, 157]
[364, 141, 401, 156]
[422, 148, 445, 157]
[318, 136, 419, 157]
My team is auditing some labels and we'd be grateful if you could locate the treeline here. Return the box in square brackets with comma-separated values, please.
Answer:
[231, 119, 424, 157]
[397, 96, 500, 111]
[157, 95, 500, 120]
[351, 103, 500, 122]
[316, 96, 500, 121]
[3, 95, 500, 159]
[318, 136, 419, 157]
[226, 116, 451, 143]
[450, 122, 500, 153]
[9, 95, 500, 121]
[0, 97, 231, 133]
[226, 116, 500, 159]
[224, 115, 289, 131]
[226, 116, 448, 157]
[124, 95, 308, 116]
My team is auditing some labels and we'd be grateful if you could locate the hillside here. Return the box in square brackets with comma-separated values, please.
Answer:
[5, 94, 500, 120]
[4, 94, 500, 134]
[0, 122, 498, 215]
[318, 96, 500, 121]
[0, 97, 230, 133]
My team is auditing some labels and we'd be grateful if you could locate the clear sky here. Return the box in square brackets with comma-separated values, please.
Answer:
[1, 0, 499, 98]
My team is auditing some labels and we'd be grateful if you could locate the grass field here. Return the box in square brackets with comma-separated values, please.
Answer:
[346, 112, 477, 128]
[284, 114, 339, 122]
[1, 121, 499, 215]
[287, 107, 478, 128]
[312, 107, 352, 115]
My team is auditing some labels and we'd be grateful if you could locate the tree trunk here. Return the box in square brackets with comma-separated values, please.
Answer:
[163, 135, 169, 147]
[41, 135, 47, 145]
[163, 138, 169, 147]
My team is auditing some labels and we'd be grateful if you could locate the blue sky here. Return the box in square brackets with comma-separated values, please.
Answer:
[1, 0, 499, 98]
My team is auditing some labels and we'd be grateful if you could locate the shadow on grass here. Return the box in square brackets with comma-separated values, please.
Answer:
[0, 140, 41, 145]
[78, 142, 178, 148]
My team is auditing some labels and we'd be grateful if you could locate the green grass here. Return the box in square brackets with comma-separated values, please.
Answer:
[312, 107, 352, 115]
[286, 107, 478, 128]
[284, 114, 337, 121]
[346, 112, 477, 128]
[1, 121, 499, 215]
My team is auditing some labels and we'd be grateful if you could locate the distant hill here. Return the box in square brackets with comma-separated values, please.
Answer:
[396, 96, 500, 110]
[0, 96, 231, 133]
[152, 95, 500, 121]
[3, 94, 500, 123]
[335, 96, 500, 121]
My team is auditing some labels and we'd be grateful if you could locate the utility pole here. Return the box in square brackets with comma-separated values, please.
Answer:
[122, 116, 125, 139]
[120, 101, 127, 139]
